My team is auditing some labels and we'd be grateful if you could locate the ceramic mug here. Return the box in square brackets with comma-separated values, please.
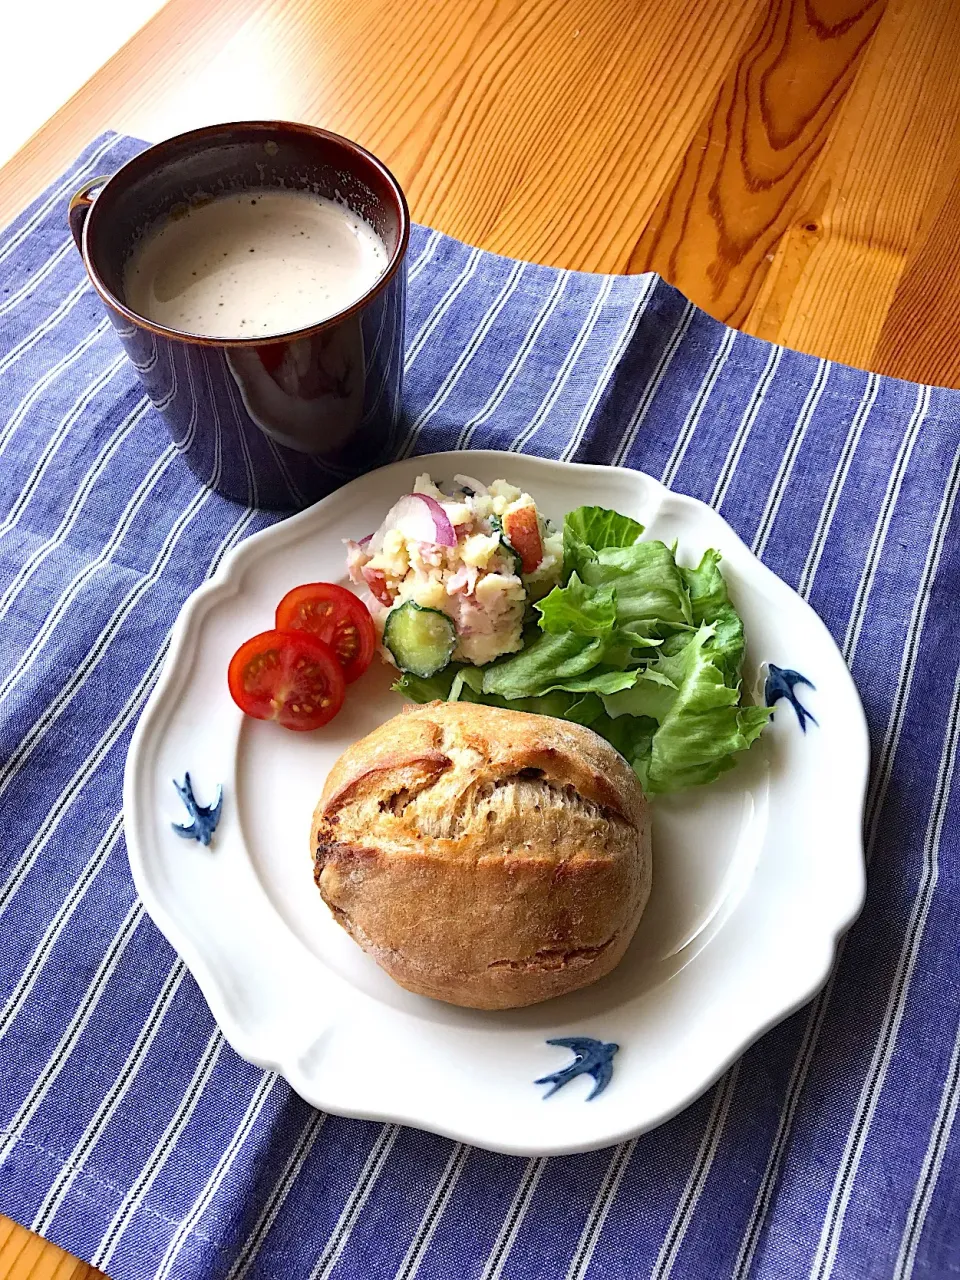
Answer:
[69, 121, 410, 511]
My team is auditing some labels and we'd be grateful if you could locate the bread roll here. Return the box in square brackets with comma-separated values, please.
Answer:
[311, 701, 652, 1009]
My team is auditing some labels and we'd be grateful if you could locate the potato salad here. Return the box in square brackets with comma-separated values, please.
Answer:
[346, 474, 563, 669]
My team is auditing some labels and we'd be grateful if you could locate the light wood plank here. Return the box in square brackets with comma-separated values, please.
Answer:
[0, 1216, 103, 1280]
[631, 0, 888, 326]
[749, 0, 960, 371]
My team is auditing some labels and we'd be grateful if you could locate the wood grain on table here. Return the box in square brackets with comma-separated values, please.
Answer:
[1, 0, 958, 1274]
[0, 1218, 102, 1280]
[2, 0, 960, 388]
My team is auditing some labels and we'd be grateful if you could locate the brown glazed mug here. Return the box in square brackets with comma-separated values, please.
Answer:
[69, 122, 410, 511]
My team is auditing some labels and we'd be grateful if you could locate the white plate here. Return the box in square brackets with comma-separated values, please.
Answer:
[124, 451, 868, 1155]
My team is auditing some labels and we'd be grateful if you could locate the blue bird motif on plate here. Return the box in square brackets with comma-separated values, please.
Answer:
[171, 774, 223, 846]
[535, 1037, 619, 1100]
[764, 664, 817, 732]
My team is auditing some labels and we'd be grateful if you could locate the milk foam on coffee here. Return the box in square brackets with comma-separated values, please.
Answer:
[122, 189, 388, 338]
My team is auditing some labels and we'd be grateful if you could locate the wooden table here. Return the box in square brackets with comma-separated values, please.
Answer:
[2, 0, 960, 1274]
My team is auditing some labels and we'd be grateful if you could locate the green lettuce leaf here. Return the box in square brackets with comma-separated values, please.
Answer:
[480, 632, 627, 700]
[481, 581, 659, 699]
[680, 549, 728, 624]
[394, 666, 607, 725]
[563, 505, 645, 578]
[588, 711, 658, 774]
[393, 506, 769, 797]
[581, 540, 693, 630]
[393, 665, 461, 703]
[535, 575, 618, 637]
[601, 623, 770, 793]
[565, 505, 645, 550]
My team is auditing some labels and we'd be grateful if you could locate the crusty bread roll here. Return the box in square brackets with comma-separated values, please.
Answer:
[311, 701, 652, 1009]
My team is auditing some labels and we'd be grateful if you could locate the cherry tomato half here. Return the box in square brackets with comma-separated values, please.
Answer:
[228, 629, 345, 731]
[275, 582, 376, 684]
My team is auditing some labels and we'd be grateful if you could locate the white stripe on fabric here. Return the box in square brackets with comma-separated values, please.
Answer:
[0, 468, 274, 1230]
[0, 397, 151, 618]
[0, 901, 143, 1165]
[0, 134, 125, 272]
[225, 1111, 328, 1280]
[477, 1158, 547, 1280]
[0, 280, 93, 379]
[753, 359, 831, 559]
[860, 409, 954, 851]
[0, 240, 79, 321]
[0, 483, 230, 797]
[894, 1004, 960, 1280]
[660, 327, 737, 490]
[649, 1065, 741, 1280]
[395, 1144, 470, 1280]
[397, 259, 526, 457]
[0, 442, 176, 699]
[731, 980, 836, 1279]
[0, 320, 109, 458]
[0, 353, 127, 539]
[456, 273, 569, 452]
[810, 661, 960, 1280]
[797, 373, 880, 600]
[31, 962, 187, 1234]
[0, 502, 257, 919]
[843, 384, 930, 667]
[610, 299, 696, 469]
[404, 247, 483, 372]
[563, 1141, 636, 1280]
[408, 229, 443, 283]
[309, 1124, 401, 1280]
[210, 367, 226, 494]
[0, 814, 123, 1041]
[560, 274, 658, 464]
[93, 1030, 226, 1270]
[509, 276, 616, 455]
[0, 134, 125, 268]
[154, 1072, 279, 1279]
[733, 429, 960, 1278]
[711, 346, 783, 510]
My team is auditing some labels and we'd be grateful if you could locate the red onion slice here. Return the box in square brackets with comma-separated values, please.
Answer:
[370, 492, 457, 551]
[453, 473, 488, 496]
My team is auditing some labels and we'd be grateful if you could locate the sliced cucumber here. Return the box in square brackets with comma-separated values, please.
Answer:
[490, 515, 524, 576]
[383, 601, 457, 677]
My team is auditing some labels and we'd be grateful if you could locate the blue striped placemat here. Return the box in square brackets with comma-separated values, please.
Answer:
[1, 132, 959, 1280]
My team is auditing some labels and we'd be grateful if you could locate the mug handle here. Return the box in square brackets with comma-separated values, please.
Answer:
[68, 176, 109, 251]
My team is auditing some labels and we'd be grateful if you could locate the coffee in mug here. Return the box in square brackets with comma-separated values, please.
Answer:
[123, 190, 389, 339]
[69, 122, 410, 512]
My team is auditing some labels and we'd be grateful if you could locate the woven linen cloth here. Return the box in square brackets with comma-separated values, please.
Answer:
[1, 132, 958, 1280]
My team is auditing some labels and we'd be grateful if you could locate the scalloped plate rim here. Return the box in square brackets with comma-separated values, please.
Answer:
[123, 450, 869, 1155]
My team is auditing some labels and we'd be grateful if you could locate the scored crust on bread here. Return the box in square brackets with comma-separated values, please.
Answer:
[312, 701, 652, 1009]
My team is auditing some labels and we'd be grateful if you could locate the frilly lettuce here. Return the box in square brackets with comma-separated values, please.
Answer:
[395, 506, 770, 795]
